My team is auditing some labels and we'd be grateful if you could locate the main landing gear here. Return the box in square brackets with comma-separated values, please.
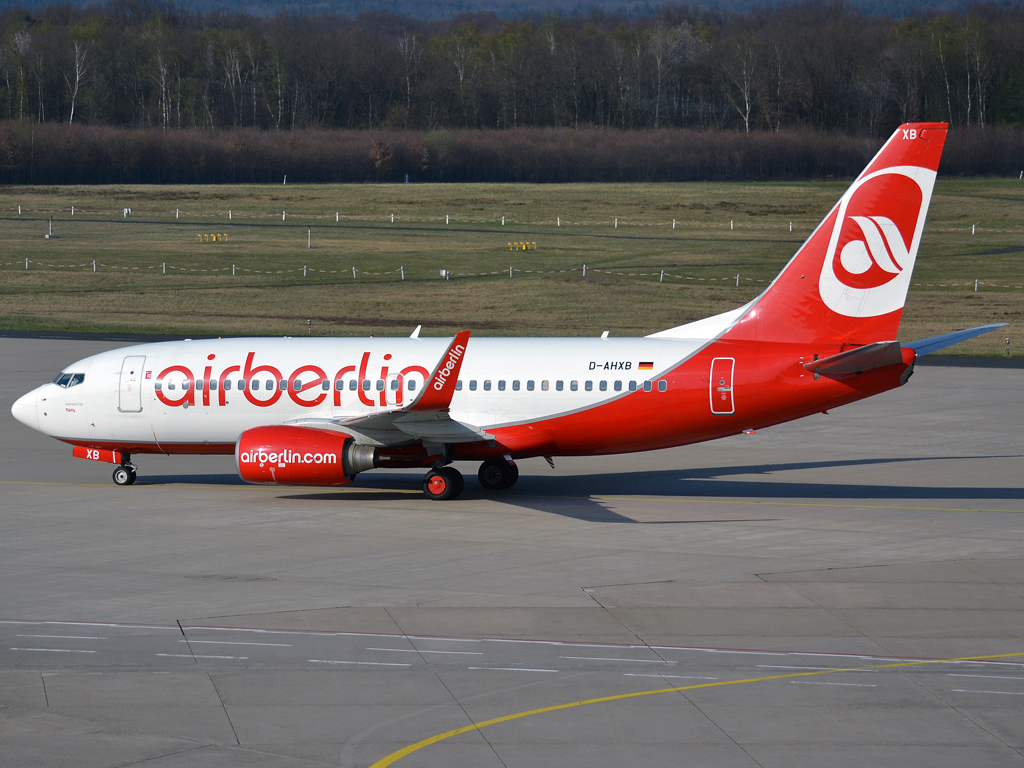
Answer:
[422, 467, 464, 501]
[112, 455, 137, 486]
[477, 457, 519, 491]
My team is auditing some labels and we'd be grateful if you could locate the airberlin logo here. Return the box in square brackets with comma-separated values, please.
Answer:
[818, 167, 935, 318]
[239, 450, 337, 466]
[433, 344, 465, 391]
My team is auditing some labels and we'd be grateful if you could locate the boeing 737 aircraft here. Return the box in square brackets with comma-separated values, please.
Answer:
[11, 122, 1003, 499]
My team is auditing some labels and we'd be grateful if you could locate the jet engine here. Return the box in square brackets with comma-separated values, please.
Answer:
[236, 425, 378, 486]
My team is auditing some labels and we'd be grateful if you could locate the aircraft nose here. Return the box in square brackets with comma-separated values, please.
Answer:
[11, 389, 39, 431]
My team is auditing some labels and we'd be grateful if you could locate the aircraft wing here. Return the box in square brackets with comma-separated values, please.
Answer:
[286, 330, 491, 447]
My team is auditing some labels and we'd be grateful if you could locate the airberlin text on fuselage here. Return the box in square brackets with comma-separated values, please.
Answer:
[433, 343, 465, 391]
[153, 351, 430, 409]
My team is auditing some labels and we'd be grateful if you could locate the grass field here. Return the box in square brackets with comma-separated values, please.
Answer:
[1, 179, 1022, 355]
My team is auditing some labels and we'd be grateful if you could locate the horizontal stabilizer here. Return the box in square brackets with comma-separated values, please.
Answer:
[903, 323, 1007, 356]
[804, 341, 903, 376]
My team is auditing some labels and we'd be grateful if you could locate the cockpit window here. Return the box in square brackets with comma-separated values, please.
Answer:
[53, 373, 85, 388]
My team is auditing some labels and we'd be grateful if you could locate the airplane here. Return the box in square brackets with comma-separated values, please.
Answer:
[11, 122, 1004, 500]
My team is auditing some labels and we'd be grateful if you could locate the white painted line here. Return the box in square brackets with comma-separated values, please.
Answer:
[156, 653, 249, 660]
[561, 656, 676, 664]
[790, 681, 876, 688]
[17, 635, 106, 640]
[0, 620, 177, 631]
[10, 647, 96, 653]
[309, 659, 411, 667]
[952, 689, 1024, 696]
[949, 674, 1024, 681]
[181, 640, 292, 647]
[469, 667, 558, 673]
[624, 674, 718, 680]
[366, 647, 483, 656]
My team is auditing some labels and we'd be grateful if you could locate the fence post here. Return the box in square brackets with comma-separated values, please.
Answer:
[71, 206, 74, 216]
[790, 221, 793, 231]
[972, 224, 975, 235]
[510, 266, 513, 278]
[233, 264, 236, 276]
[736, 274, 740, 286]
[730, 220, 734, 230]
[229, 210, 232, 220]
[400, 266, 404, 280]
[176, 209, 179, 219]
[308, 228, 311, 249]
[162, 262, 166, 274]
[25, 258, 28, 269]
[18, 205, 21, 214]
[557, 217, 561, 227]
[614, 218, 618, 228]
[336, 212, 339, 222]
[92, 260, 96, 272]
[975, 279, 979, 292]
[583, 264, 587, 277]
[304, 265, 307, 277]
[502, 216, 505, 226]
[446, 215, 449, 224]
[672, 219, 675, 229]
[352, 266, 357, 279]
[660, 270, 664, 283]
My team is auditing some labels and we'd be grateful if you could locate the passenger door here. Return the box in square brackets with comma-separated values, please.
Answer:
[118, 355, 146, 413]
[709, 357, 735, 415]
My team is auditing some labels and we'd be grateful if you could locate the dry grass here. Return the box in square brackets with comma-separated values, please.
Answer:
[1, 179, 1021, 355]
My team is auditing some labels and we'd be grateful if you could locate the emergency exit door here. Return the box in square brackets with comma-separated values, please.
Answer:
[118, 355, 146, 413]
[710, 357, 735, 415]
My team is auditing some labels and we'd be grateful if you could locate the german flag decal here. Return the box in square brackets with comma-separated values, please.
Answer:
[638, 361, 654, 370]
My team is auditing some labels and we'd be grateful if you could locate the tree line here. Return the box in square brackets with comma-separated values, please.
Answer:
[1, 0, 1022, 135]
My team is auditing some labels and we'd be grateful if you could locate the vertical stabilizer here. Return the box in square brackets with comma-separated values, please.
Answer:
[727, 123, 948, 346]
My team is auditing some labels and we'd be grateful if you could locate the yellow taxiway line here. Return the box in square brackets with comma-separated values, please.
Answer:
[369, 651, 1024, 768]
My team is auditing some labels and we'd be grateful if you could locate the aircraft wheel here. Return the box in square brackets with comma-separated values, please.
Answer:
[423, 467, 464, 501]
[478, 458, 517, 490]
[113, 466, 135, 486]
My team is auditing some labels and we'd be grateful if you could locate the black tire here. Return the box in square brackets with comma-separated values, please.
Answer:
[478, 458, 515, 491]
[423, 467, 463, 501]
[125, 469, 137, 485]
[112, 466, 132, 486]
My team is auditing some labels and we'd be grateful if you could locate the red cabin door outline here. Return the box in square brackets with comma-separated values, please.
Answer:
[710, 358, 735, 415]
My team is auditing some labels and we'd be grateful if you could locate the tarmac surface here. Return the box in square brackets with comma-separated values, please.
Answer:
[1, 337, 1023, 768]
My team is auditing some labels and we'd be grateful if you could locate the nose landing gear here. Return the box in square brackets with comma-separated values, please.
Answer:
[422, 467, 464, 500]
[112, 455, 137, 486]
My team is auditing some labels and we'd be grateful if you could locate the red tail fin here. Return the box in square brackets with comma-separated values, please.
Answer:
[727, 123, 948, 346]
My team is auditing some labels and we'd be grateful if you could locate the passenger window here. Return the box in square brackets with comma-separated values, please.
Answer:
[224, 380, 232, 391]
[555, 380, 563, 391]
[512, 380, 520, 391]
[456, 380, 463, 391]
[154, 380, 163, 391]
[483, 380, 491, 391]
[376, 380, 384, 391]
[585, 381, 592, 391]
[390, 379, 399, 391]
[195, 379, 203, 391]
[238, 379, 246, 391]
[280, 379, 287, 391]
[570, 380, 578, 391]
[527, 380, 535, 391]
[184, 380, 192, 391]
[209, 380, 217, 391]
[541, 380, 550, 391]
[614, 381, 622, 392]
[322, 380, 330, 391]
[349, 380, 357, 391]
[600, 381, 607, 391]
[469, 380, 477, 391]
[643, 381, 652, 392]
[251, 380, 260, 391]
[168, 381, 176, 390]
[658, 380, 667, 392]
[362, 380, 370, 391]
[335, 380, 343, 391]
[628, 381, 637, 392]
[408, 380, 417, 391]
[498, 380, 506, 391]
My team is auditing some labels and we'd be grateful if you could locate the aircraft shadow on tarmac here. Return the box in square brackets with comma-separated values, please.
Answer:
[136, 455, 1023, 524]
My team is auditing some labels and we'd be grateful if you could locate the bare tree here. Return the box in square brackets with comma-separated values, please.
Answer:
[64, 38, 89, 124]
[723, 38, 757, 132]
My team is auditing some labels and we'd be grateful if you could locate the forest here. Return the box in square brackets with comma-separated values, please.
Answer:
[0, 0, 1022, 182]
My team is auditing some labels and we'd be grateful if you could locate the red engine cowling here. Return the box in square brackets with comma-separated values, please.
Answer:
[236, 425, 378, 486]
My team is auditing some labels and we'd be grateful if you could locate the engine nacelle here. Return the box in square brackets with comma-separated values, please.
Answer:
[236, 425, 378, 486]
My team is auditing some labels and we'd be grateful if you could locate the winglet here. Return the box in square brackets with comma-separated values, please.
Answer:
[406, 330, 471, 412]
